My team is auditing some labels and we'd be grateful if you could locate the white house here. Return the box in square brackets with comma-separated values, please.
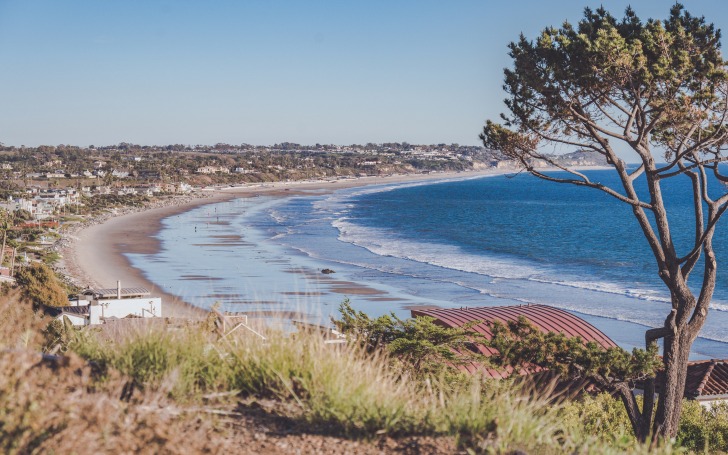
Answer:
[46, 305, 89, 326]
[58, 282, 163, 325]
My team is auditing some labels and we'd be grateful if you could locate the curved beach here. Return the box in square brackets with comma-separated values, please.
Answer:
[62, 170, 504, 317]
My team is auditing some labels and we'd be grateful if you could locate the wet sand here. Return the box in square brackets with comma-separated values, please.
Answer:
[64, 170, 513, 318]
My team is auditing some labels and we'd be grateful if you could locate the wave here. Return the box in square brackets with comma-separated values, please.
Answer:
[268, 209, 287, 224]
[265, 179, 728, 346]
[333, 219, 544, 279]
[331, 218, 728, 314]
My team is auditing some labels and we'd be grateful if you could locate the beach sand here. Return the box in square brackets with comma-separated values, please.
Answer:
[62, 169, 515, 318]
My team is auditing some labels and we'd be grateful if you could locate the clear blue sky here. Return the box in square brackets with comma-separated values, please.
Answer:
[1, 1, 727, 147]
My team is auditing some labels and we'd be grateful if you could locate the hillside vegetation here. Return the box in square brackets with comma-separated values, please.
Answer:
[0, 279, 726, 453]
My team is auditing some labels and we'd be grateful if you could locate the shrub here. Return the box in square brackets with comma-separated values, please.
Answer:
[559, 392, 636, 449]
[333, 299, 485, 379]
[14, 262, 68, 307]
[677, 400, 728, 452]
[0, 349, 233, 454]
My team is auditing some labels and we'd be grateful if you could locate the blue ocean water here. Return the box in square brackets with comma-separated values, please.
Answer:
[127, 171, 728, 358]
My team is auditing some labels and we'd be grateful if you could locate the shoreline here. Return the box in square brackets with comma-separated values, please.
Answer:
[60, 169, 515, 318]
[55, 164, 728, 358]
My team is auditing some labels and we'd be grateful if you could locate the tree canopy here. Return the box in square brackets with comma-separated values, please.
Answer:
[481, 4, 728, 441]
[333, 300, 485, 379]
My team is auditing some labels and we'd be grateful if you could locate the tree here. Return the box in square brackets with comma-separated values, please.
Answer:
[486, 316, 661, 438]
[480, 4, 728, 441]
[333, 300, 485, 378]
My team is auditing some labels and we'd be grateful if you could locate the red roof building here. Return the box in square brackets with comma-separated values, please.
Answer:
[682, 360, 728, 405]
[411, 304, 617, 378]
[413, 305, 728, 405]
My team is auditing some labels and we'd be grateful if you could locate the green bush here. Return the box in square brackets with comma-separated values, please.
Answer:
[559, 393, 636, 449]
[14, 262, 68, 307]
[677, 401, 728, 452]
[560, 391, 728, 453]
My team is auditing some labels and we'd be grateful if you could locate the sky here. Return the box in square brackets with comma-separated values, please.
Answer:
[1, 1, 728, 148]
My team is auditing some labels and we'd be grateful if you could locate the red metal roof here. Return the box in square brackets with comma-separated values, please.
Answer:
[411, 304, 617, 378]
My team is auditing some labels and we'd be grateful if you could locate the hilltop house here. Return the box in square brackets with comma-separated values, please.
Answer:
[48, 282, 162, 326]
[0, 189, 79, 219]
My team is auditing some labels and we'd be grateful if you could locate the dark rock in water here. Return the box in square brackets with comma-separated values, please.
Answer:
[321, 268, 335, 274]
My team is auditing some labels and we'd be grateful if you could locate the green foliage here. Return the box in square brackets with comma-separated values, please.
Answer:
[677, 401, 728, 452]
[333, 299, 485, 378]
[482, 4, 727, 159]
[560, 393, 637, 449]
[41, 251, 61, 265]
[12, 210, 32, 221]
[14, 262, 68, 307]
[562, 392, 728, 453]
[41, 316, 95, 354]
[70, 328, 231, 394]
[487, 316, 661, 383]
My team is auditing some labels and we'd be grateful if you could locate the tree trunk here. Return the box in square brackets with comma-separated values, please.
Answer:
[0, 229, 6, 267]
[652, 328, 692, 439]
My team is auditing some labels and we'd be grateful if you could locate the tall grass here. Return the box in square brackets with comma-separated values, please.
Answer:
[67, 321, 676, 453]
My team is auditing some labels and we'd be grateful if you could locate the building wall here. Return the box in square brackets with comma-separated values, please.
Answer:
[55, 313, 87, 327]
[95, 297, 162, 319]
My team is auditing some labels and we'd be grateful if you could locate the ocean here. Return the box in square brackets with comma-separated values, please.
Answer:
[126, 170, 728, 359]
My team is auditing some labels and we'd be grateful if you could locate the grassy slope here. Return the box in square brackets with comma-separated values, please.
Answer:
[0, 284, 682, 454]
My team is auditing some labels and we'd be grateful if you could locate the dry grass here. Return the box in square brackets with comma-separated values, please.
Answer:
[0, 284, 47, 351]
[69, 321, 674, 454]
[0, 349, 235, 454]
[0, 286, 681, 454]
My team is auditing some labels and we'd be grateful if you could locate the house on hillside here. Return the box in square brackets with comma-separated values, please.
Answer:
[44, 305, 89, 326]
[49, 282, 163, 326]
[196, 166, 230, 174]
[414, 304, 728, 407]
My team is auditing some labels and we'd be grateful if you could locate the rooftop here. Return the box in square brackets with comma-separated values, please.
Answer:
[684, 359, 728, 399]
[411, 304, 617, 378]
[44, 305, 89, 318]
[83, 287, 151, 299]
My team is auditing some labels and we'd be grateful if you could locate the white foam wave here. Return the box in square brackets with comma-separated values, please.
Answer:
[334, 218, 543, 279]
[499, 297, 728, 343]
[332, 218, 699, 306]
[710, 302, 728, 313]
[528, 277, 672, 303]
[268, 209, 287, 224]
[272, 180, 728, 345]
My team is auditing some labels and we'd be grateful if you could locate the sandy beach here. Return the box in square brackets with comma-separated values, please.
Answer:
[61, 169, 511, 318]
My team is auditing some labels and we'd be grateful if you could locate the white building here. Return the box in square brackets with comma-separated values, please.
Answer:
[54, 283, 163, 326]
[196, 165, 230, 174]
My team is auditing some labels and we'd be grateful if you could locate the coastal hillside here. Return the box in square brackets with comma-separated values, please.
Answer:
[5, 1, 728, 452]
[2, 278, 727, 453]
